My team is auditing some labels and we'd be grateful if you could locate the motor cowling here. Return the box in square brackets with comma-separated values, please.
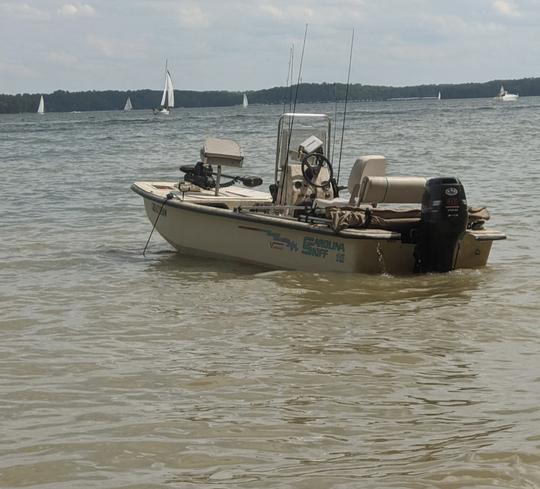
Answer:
[415, 177, 468, 273]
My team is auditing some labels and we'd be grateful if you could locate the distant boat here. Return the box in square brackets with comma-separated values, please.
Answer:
[37, 95, 45, 114]
[124, 97, 133, 111]
[495, 85, 519, 101]
[242, 93, 248, 108]
[438, 91, 441, 100]
[153, 61, 174, 115]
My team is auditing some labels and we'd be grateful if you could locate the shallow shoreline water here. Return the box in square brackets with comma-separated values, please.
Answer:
[1, 99, 540, 488]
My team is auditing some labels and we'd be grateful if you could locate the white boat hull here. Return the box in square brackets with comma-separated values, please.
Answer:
[134, 184, 502, 274]
[501, 93, 519, 101]
[153, 108, 170, 115]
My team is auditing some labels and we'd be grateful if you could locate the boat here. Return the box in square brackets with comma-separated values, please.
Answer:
[124, 97, 133, 111]
[37, 95, 45, 114]
[438, 91, 441, 100]
[153, 62, 174, 115]
[131, 112, 505, 274]
[243, 93, 248, 108]
[495, 85, 519, 101]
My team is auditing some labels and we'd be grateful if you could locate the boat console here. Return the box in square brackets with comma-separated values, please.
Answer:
[273, 113, 337, 209]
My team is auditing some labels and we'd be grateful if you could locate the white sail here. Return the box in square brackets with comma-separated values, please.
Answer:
[37, 95, 45, 114]
[437, 91, 441, 100]
[160, 74, 168, 107]
[166, 71, 174, 108]
[243, 93, 248, 108]
[124, 97, 133, 111]
[160, 71, 174, 109]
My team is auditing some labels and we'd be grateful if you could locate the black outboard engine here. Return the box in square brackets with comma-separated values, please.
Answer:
[415, 177, 468, 273]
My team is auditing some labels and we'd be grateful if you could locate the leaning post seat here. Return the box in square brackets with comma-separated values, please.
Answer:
[313, 155, 387, 209]
[201, 138, 244, 168]
[358, 176, 427, 205]
[201, 138, 244, 196]
[347, 155, 387, 204]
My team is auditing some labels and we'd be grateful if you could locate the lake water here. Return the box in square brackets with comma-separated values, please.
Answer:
[1, 98, 540, 488]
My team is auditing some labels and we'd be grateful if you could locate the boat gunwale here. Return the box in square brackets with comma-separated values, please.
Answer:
[131, 183, 404, 241]
[131, 183, 506, 242]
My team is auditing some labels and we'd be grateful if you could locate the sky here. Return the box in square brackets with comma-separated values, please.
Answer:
[1, 0, 539, 94]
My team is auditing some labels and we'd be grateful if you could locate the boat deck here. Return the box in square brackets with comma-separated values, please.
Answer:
[133, 181, 273, 207]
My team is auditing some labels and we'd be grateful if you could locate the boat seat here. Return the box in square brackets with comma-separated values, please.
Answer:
[313, 155, 386, 209]
[201, 138, 244, 167]
[348, 155, 386, 204]
[358, 176, 427, 205]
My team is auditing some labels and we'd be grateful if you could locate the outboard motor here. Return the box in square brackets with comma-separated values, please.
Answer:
[415, 177, 468, 273]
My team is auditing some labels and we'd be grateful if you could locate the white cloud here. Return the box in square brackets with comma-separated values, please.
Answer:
[257, 3, 314, 23]
[174, 4, 210, 28]
[493, 0, 521, 18]
[1, 2, 50, 20]
[144, 1, 210, 28]
[47, 51, 79, 65]
[259, 4, 283, 19]
[87, 35, 148, 60]
[0, 61, 37, 77]
[58, 3, 96, 17]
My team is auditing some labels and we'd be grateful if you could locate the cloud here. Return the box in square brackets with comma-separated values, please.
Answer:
[257, 3, 315, 23]
[172, 4, 210, 28]
[493, 0, 521, 18]
[0, 61, 37, 77]
[87, 35, 148, 60]
[1, 2, 50, 20]
[259, 4, 283, 19]
[58, 3, 96, 17]
[47, 51, 79, 65]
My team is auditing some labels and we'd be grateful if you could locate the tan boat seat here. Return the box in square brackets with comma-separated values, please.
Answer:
[358, 176, 427, 205]
[314, 155, 387, 209]
[201, 138, 244, 168]
[347, 155, 386, 204]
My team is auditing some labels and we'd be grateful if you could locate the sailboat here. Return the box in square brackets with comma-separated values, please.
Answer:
[437, 91, 441, 100]
[495, 85, 519, 101]
[124, 97, 133, 111]
[153, 62, 174, 115]
[242, 93, 248, 108]
[37, 95, 45, 114]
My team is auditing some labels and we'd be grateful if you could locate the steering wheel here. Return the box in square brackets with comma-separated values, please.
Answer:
[301, 152, 333, 189]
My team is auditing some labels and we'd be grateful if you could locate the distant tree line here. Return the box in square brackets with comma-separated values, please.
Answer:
[1, 77, 540, 114]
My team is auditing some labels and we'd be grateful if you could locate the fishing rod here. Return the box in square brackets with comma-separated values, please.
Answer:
[288, 45, 295, 112]
[283, 44, 295, 114]
[336, 28, 355, 186]
[284, 23, 308, 169]
[331, 82, 338, 164]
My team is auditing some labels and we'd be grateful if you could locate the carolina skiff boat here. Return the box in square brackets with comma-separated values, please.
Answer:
[132, 113, 505, 274]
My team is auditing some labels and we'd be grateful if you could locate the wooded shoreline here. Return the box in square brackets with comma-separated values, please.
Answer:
[2, 77, 538, 113]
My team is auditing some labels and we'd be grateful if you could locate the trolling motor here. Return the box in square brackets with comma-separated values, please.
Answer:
[414, 177, 468, 273]
[180, 163, 262, 190]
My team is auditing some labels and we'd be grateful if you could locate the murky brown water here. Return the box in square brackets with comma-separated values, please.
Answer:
[1, 99, 540, 488]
